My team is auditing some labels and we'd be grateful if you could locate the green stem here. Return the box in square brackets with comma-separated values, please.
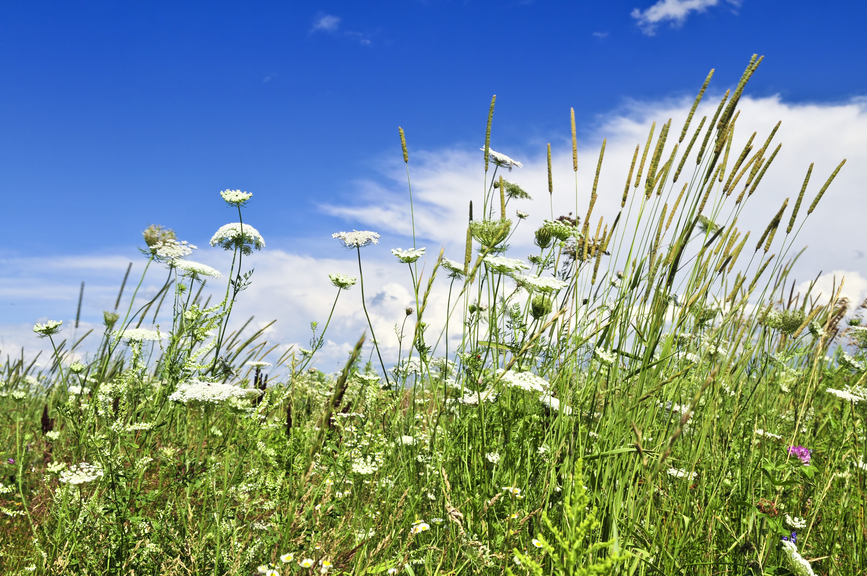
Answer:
[356, 246, 390, 387]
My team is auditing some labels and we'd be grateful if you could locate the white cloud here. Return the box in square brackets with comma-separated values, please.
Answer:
[4, 89, 866, 376]
[593, 32, 609, 38]
[796, 271, 867, 309]
[631, 0, 739, 35]
[311, 14, 340, 34]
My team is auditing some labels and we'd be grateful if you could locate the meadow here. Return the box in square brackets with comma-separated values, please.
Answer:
[1, 55, 866, 575]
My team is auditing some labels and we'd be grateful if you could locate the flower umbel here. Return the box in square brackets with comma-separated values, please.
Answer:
[33, 320, 63, 338]
[333, 230, 380, 249]
[481, 148, 523, 170]
[220, 189, 252, 207]
[391, 247, 426, 263]
[329, 273, 357, 289]
[210, 223, 265, 255]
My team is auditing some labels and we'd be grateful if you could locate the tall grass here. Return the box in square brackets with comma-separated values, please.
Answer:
[2, 55, 866, 576]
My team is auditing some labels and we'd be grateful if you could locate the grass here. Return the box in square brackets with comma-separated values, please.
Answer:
[1, 55, 866, 576]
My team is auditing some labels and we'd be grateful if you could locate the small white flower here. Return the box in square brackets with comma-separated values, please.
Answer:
[826, 388, 865, 403]
[152, 238, 196, 261]
[481, 148, 523, 170]
[329, 273, 357, 289]
[498, 370, 549, 393]
[780, 540, 816, 576]
[514, 274, 569, 293]
[59, 462, 104, 484]
[392, 247, 426, 263]
[516, 210, 529, 219]
[399, 435, 415, 445]
[755, 429, 783, 441]
[410, 521, 430, 534]
[455, 387, 498, 405]
[531, 538, 543, 548]
[69, 362, 87, 374]
[441, 257, 465, 277]
[172, 259, 222, 278]
[220, 189, 252, 207]
[785, 514, 807, 529]
[539, 393, 572, 415]
[210, 223, 265, 254]
[113, 328, 163, 343]
[594, 347, 616, 366]
[485, 452, 501, 464]
[246, 361, 272, 367]
[333, 230, 380, 248]
[169, 380, 261, 405]
[33, 320, 63, 338]
[484, 255, 529, 274]
[667, 467, 697, 480]
[299, 558, 315, 568]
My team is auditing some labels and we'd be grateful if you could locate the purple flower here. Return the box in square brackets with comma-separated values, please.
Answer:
[6, 458, 14, 465]
[782, 531, 797, 545]
[788, 445, 812, 466]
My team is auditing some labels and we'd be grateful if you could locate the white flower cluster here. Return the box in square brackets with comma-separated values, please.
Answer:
[483, 255, 529, 274]
[172, 259, 222, 278]
[392, 247, 426, 263]
[785, 514, 807, 529]
[498, 370, 549, 393]
[441, 257, 465, 277]
[329, 273, 357, 289]
[755, 429, 783, 440]
[514, 274, 569, 293]
[59, 462, 104, 485]
[485, 452, 501, 464]
[780, 540, 816, 576]
[113, 328, 163, 342]
[169, 379, 261, 405]
[332, 230, 380, 249]
[481, 148, 523, 170]
[210, 223, 266, 253]
[826, 387, 866, 403]
[220, 189, 252, 207]
[539, 392, 572, 414]
[33, 320, 63, 338]
[454, 387, 498, 405]
[667, 467, 697, 480]
[152, 238, 196, 261]
[594, 347, 617, 366]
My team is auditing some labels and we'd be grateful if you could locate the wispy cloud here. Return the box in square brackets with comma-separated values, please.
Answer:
[631, 0, 740, 35]
[311, 14, 340, 34]
[593, 31, 609, 38]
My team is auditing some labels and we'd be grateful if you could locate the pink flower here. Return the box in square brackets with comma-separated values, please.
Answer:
[788, 445, 812, 466]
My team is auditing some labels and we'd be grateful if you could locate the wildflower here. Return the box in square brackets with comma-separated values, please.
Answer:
[169, 379, 261, 406]
[454, 387, 498, 405]
[329, 273, 357, 289]
[320, 559, 333, 572]
[498, 370, 549, 393]
[826, 388, 865, 403]
[780, 540, 816, 576]
[299, 558, 315, 568]
[532, 538, 543, 548]
[59, 462, 104, 484]
[542, 219, 577, 241]
[539, 392, 572, 415]
[484, 255, 529, 274]
[399, 435, 415, 445]
[247, 361, 272, 367]
[594, 347, 616, 366]
[441, 257, 465, 278]
[220, 189, 252, 207]
[502, 486, 522, 497]
[430, 517, 444, 524]
[388, 568, 399, 575]
[256, 566, 279, 576]
[172, 259, 222, 278]
[788, 445, 812, 466]
[210, 223, 265, 254]
[411, 521, 430, 534]
[33, 320, 63, 338]
[755, 429, 783, 440]
[391, 247, 426, 263]
[513, 274, 569, 293]
[113, 328, 163, 342]
[69, 362, 87, 374]
[485, 452, 501, 464]
[516, 210, 529, 219]
[332, 230, 380, 248]
[786, 514, 807, 529]
[351, 458, 380, 475]
[481, 148, 523, 170]
[151, 238, 196, 261]
[667, 467, 698, 480]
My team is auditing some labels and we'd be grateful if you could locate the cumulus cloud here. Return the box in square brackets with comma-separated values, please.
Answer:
[311, 14, 340, 34]
[4, 89, 866, 375]
[631, 0, 740, 35]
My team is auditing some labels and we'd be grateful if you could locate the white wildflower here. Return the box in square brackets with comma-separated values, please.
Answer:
[220, 189, 252, 207]
[246, 361, 272, 367]
[785, 514, 807, 529]
[594, 347, 616, 366]
[410, 521, 430, 534]
[483, 255, 529, 274]
[59, 462, 104, 485]
[481, 148, 523, 170]
[329, 273, 357, 289]
[399, 435, 415, 446]
[826, 388, 865, 403]
[755, 429, 783, 440]
[169, 379, 261, 406]
[514, 274, 569, 293]
[539, 392, 572, 415]
[780, 540, 816, 576]
[516, 210, 529, 219]
[332, 230, 380, 249]
[455, 387, 498, 405]
[391, 247, 426, 263]
[441, 257, 465, 277]
[667, 467, 697, 480]
[113, 328, 163, 342]
[152, 238, 196, 261]
[210, 223, 265, 254]
[172, 259, 222, 278]
[498, 370, 549, 393]
[485, 452, 501, 464]
[33, 320, 63, 338]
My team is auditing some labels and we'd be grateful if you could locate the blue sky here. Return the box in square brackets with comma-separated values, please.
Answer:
[2, 1, 866, 370]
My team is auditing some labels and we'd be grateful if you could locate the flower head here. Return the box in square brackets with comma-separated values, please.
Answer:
[441, 257, 465, 278]
[329, 273, 357, 290]
[33, 320, 63, 338]
[171, 259, 222, 278]
[220, 189, 252, 207]
[169, 379, 261, 406]
[151, 238, 196, 261]
[333, 230, 380, 249]
[788, 445, 812, 466]
[299, 558, 315, 568]
[113, 328, 164, 343]
[514, 274, 569, 293]
[59, 462, 104, 485]
[391, 247, 426, 263]
[483, 255, 529, 274]
[780, 539, 816, 576]
[410, 521, 430, 534]
[826, 387, 865, 403]
[247, 361, 272, 368]
[516, 210, 529, 219]
[498, 370, 549, 393]
[481, 148, 523, 170]
[210, 223, 265, 254]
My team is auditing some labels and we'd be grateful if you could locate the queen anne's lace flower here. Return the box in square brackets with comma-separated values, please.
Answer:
[210, 223, 265, 254]
[220, 189, 252, 207]
[481, 148, 523, 170]
[391, 247, 426, 263]
[113, 328, 163, 342]
[329, 273, 357, 289]
[172, 259, 222, 278]
[441, 257, 465, 277]
[780, 540, 816, 576]
[514, 274, 569, 292]
[826, 387, 865, 403]
[498, 370, 549, 393]
[667, 467, 697, 480]
[454, 387, 498, 405]
[169, 379, 261, 405]
[59, 462, 104, 484]
[333, 230, 380, 248]
[152, 238, 196, 261]
[539, 392, 572, 414]
[33, 320, 63, 338]
[483, 255, 529, 274]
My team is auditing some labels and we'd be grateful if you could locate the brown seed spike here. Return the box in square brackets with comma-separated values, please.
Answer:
[747, 143, 782, 199]
[697, 89, 729, 165]
[571, 108, 578, 172]
[666, 183, 687, 232]
[674, 116, 706, 183]
[646, 120, 671, 196]
[680, 69, 713, 143]
[399, 127, 408, 163]
[484, 95, 496, 172]
[591, 139, 606, 199]
[635, 122, 655, 188]
[807, 159, 847, 215]
[547, 143, 553, 195]
[623, 145, 638, 207]
[499, 175, 506, 220]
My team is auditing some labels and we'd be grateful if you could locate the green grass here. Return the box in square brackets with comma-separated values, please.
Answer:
[1, 55, 866, 576]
